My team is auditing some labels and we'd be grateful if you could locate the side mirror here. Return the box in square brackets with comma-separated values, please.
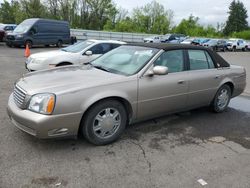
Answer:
[85, 50, 92, 56]
[147, 66, 168, 76]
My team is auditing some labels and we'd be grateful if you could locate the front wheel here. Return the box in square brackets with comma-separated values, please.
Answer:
[25, 40, 32, 48]
[81, 100, 127, 145]
[211, 85, 231, 113]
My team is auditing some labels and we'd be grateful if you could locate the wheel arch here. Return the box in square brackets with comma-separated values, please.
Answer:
[56, 62, 73, 66]
[78, 95, 134, 135]
[219, 80, 235, 96]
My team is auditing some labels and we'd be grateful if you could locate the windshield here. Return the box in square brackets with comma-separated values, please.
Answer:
[91, 45, 159, 76]
[14, 19, 36, 33]
[14, 24, 31, 33]
[61, 41, 94, 53]
[163, 34, 171, 39]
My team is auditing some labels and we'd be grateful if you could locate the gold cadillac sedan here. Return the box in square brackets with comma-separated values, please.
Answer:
[7, 43, 246, 145]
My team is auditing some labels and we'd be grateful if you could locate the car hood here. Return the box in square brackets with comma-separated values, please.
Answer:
[16, 65, 127, 95]
[30, 50, 71, 59]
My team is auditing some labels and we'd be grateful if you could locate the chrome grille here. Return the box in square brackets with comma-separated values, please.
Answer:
[13, 85, 27, 108]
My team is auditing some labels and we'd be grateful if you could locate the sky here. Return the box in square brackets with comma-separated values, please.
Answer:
[114, 0, 250, 26]
[0, 0, 249, 26]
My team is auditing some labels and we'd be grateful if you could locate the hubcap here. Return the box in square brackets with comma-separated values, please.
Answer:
[217, 89, 229, 109]
[93, 108, 121, 139]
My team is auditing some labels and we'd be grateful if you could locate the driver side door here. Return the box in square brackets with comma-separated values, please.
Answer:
[137, 50, 189, 120]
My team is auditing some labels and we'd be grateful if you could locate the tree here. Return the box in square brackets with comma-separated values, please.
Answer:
[0, 0, 17, 23]
[223, 0, 249, 35]
[131, 1, 173, 34]
[21, 0, 47, 18]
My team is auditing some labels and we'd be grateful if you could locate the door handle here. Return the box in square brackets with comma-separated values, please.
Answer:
[215, 75, 221, 79]
[178, 80, 185, 84]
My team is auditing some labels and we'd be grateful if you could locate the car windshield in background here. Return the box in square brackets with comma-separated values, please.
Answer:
[61, 41, 94, 53]
[91, 45, 159, 76]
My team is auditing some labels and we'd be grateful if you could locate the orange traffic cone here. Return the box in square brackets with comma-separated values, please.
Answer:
[24, 44, 30, 58]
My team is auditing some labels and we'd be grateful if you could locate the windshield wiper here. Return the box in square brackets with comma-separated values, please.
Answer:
[61, 49, 67, 52]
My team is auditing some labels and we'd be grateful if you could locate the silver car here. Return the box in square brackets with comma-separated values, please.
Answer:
[7, 43, 246, 145]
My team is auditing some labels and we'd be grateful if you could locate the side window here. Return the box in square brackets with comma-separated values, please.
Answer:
[188, 50, 209, 70]
[101, 43, 112, 53]
[30, 26, 38, 34]
[89, 43, 112, 54]
[111, 43, 121, 49]
[154, 50, 184, 73]
[205, 52, 215, 69]
[4, 26, 11, 31]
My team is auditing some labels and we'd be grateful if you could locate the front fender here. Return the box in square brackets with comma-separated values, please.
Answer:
[80, 90, 136, 119]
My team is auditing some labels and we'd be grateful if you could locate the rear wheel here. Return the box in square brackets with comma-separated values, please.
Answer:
[211, 85, 231, 113]
[56, 40, 63, 48]
[81, 100, 127, 145]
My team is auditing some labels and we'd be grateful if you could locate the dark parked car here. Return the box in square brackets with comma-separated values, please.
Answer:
[203, 39, 227, 52]
[0, 24, 16, 42]
[6, 18, 71, 48]
[161, 34, 186, 43]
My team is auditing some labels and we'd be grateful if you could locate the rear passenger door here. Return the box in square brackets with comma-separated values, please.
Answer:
[187, 50, 224, 108]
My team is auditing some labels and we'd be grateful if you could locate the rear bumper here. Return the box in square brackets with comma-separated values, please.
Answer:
[7, 93, 83, 139]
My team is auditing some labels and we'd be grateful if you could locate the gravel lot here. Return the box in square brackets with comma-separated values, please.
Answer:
[1, 43, 250, 188]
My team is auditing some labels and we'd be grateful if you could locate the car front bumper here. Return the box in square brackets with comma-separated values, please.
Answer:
[6, 39, 24, 46]
[7, 94, 83, 139]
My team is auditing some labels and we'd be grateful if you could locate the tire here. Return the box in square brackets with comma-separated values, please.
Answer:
[81, 100, 127, 145]
[25, 40, 32, 48]
[211, 85, 231, 113]
[56, 40, 63, 48]
[233, 46, 236, 52]
[45, 44, 50, 47]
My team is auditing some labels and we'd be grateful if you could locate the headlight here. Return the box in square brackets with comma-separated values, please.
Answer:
[49, 64, 56, 68]
[28, 93, 56, 115]
[32, 58, 47, 64]
[16, 34, 23, 38]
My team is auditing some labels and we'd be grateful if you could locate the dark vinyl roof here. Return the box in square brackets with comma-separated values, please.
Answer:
[126, 43, 230, 67]
[126, 42, 206, 51]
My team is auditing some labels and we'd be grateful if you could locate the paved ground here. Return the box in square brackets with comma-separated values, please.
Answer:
[1, 43, 250, 188]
